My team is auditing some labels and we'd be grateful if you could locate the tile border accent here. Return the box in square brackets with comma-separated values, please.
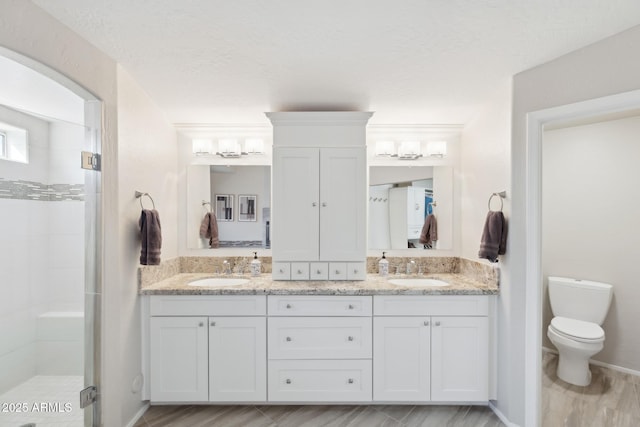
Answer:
[0, 178, 84, 201]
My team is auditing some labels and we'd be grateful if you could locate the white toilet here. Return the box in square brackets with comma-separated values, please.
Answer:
[547, 276, 613, 386]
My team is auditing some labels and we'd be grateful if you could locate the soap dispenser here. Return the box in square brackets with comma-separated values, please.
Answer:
[379, 252, 389, 276]
[250, 252, 261, 277]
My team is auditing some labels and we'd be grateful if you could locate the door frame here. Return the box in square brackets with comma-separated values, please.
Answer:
[524, 88, 640, 426]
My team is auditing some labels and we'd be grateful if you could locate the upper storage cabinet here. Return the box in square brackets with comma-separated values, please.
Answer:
[267, 112, 372, 265]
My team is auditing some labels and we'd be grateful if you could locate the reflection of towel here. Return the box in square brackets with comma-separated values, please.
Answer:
[419, 214, 438, 246]
[478, 211, 507, 262]
[139, 209, 162, 265]
[199, 212, 219, 248]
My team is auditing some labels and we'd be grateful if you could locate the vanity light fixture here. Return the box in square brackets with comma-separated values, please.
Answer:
[244, 138, 265, 155]
[217, 139, 242, 158]
[426, 140, 447, 158]
[398, 141, 422, 160]
[192, 138, 213, 156]
[375, 140, 395, 157]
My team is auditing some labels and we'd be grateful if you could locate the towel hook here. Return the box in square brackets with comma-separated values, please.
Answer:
[135, 191, 156, 210]
[488, 191, 506, 211]
[202, 200, 212, 212]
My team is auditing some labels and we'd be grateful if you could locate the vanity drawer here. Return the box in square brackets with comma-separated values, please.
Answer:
[272, 262, 291, 280]
[328, 262, 347, 280]
[408, 226, 422, 240]
[347, 262, 366, 280]
[150, 295, 266, 316]
[268, 359, 372, 402]
[310, 262, 329, 280]
[268, 317, 372, 359]
[373, 295, 489, 316]
[291, 262, 310, 280]
[268, 296, 372, 316]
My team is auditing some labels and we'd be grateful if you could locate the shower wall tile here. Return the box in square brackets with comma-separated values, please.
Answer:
[47, 267, 84, 312]
[48, 234, 84, 270]
[0, 342, 36, 395]
[49, 200, 85, 234]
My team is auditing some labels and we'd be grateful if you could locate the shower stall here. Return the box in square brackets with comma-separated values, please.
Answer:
[0, 51, 101, 427]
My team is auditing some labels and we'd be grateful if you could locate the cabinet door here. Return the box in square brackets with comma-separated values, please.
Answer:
[149, 316, 208, 402]
[209, 317, 267, 402]
[319, 147, 366, 261]
[373, 316, 430, 401]
[272, 147, 320, 261]
[431, 316, 489, 402]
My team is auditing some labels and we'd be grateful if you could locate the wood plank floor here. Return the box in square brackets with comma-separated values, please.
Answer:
[133, 404, 505, 426]
[134, 352, 640, 426]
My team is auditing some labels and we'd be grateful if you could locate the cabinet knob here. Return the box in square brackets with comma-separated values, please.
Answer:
[198, 322, 204, 327]
[348, 336, 354, 341]
[286, 336, 292, 342]
[279, 269, 285, 273]
[424, 321, 429, 326]
[297, 269, 302, 274]
[211, 321, 216, 327]
[316, 269, 322, 274]
[312, 202, 317, 207]
[435, 321, 441, 326]
[322, 202, 327, 207]
[285, 379, 292, 384]
[335, 270, 340, 274]
[286, 304, 292, 309]
[348, 304, 355, 310]
[353, 269, 358, 274]
[348, 378, 354, 384]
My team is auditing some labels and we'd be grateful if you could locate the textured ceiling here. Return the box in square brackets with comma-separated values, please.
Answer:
[32, 0, 640, 125]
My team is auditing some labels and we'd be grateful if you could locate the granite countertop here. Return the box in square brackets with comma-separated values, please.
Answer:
[139, 273, 499, 296]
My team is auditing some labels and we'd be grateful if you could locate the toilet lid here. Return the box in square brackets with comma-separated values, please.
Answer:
[551, 317, 604, 341]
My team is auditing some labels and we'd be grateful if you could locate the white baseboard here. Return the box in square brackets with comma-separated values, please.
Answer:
[543, 346, 640, 377]
[125, 402, 149, 427]
[489, 401, 519, 427]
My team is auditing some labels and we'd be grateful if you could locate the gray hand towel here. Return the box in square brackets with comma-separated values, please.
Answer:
[139, 209, 162, 265]
[419, 214, 438, 246]
[478, 211, 507, 262]
[199, 212, 219, 248]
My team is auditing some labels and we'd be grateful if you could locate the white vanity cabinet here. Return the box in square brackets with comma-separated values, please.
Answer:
[267, 111, 372, 279]
[272, 146, 366, 262]
[373, 295, 492, 402]
[267, 295, 373, 402]
[146, 295, 267, 403]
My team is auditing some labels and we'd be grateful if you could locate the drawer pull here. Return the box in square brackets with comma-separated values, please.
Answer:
[279, 269, 285, 273]
[210, 321, 216, 327]
[335, 270, 341, 274]
[353, 269, 358, 274]
[285, 379, 292, 384]
[316, 269, 322, 274]
[435, 321, 441, 326]
[286, 304, 292, 309]
[348, 378, 354, 384]
[297, 269, 303, 274]
[286, 336, 292, 342]
[348, 336, 354, 341]
[424, 321, 429, 326]
[348, 304, 355, 310]
[198, 322, 204, 327]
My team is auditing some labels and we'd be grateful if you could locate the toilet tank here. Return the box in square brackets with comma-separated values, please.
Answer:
[548, 276, 613, 324]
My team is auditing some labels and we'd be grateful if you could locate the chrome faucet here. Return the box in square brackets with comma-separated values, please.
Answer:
[406, 259, 416, 275]
[222, 260, 232, 275]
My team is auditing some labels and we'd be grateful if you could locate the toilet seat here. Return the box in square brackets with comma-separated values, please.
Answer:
[550, 317, 604, 342]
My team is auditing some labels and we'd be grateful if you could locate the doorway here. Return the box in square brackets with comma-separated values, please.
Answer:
[524, 89, 640, 426]
[0, 49, 102, 426]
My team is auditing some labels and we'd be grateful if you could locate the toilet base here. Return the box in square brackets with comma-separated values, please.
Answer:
[557, 352, 593, 386]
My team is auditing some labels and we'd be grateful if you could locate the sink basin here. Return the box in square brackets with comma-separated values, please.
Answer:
[188, 278, 250, 287]
[388, 278, 449, 287]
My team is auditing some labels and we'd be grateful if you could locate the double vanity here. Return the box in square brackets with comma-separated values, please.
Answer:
[144, 112, 499, 407]
[139, 257, 499, 406]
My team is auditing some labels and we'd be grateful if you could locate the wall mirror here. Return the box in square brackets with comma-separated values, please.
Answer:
[369, 166, 453, 250]
[187, 165, 271, 248]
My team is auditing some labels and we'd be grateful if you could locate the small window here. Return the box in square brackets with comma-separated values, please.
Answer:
[0, 122, 28, 163]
